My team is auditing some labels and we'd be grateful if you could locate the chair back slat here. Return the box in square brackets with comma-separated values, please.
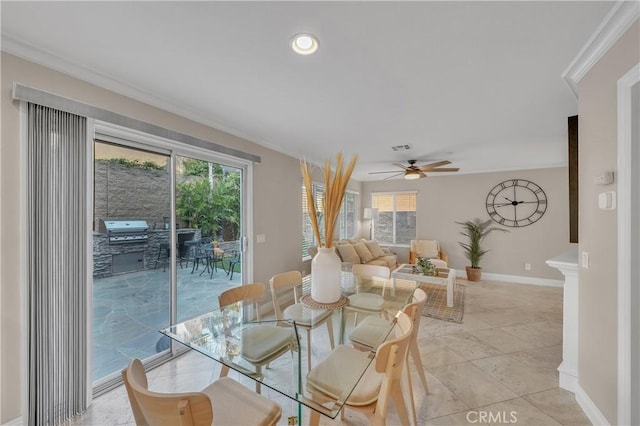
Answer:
[352, 264, 390, 291]
[219, 283, 267, 320]
[372, 312, 413, 422]
[374, 312, 412, 375]
[122, 359, 213, 426]
[269, 271, 303, 320]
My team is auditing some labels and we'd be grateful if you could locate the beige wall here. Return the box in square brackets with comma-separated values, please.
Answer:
[0, 52, 313, 421]
[362, 167, 572, 280]
[577, 20, 640, 424]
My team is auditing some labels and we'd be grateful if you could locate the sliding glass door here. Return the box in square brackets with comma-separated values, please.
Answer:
[92, 141, 172, 383]
[175, 155, 244, 322]
[92, 140, 248, 386]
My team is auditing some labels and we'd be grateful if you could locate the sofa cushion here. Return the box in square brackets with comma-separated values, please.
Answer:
[415, 240, 439, 259]
[336, 244, 362, 265]
[365, 241, 385, 258]
[353, 242, 374, 263]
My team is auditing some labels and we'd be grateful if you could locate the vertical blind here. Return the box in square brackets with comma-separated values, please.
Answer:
[27, 103, 88, 425]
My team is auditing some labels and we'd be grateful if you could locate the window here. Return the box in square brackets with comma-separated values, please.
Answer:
[338, 192, 357, 240]
[303, 184, 358, 259]
[372, 192, 417, 245]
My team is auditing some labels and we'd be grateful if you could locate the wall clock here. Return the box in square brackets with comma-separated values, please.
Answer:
[486, 179, 547, 227]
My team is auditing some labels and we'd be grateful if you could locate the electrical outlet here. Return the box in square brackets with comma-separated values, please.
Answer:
[287, 416, 298, 425]
[525, 263, 531, 271]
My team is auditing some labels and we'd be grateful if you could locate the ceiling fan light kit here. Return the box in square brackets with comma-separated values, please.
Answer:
[404, 170, 421, 180]
[370, 159, 460, 180]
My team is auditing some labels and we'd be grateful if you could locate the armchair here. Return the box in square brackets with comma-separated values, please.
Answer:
[409, 239, 448, 269]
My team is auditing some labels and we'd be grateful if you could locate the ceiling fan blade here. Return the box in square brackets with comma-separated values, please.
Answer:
[369, 170, 403, 175]
[383, 172, 405, 180]
[419, 171, 427, 178]
[423, 167, 460, 172]
[392, 163, 412, 171]
[417, 160, 451, 170]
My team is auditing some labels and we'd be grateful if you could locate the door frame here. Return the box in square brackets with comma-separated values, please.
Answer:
[91, 121, 254, 390]
[617, 62, 639, 426]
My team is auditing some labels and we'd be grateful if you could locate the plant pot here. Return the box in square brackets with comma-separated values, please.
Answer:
[466, 266, 482, 282]
[311, 247, 342, 303]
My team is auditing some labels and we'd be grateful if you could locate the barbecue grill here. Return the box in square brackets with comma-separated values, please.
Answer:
[99, 219, 149, 244]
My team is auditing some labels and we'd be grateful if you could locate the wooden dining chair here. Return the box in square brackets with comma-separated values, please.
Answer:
[218, 283, 296, 393]
[348, 287, 429, 425]
[269, 270, 335, 371]
[122, 358, 281, 426]
[345, 264, 390, 326]
[349, 287, 428, 390]
[306, 311, 413, 426]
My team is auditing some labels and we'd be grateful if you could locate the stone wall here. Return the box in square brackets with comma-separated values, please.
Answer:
[94, 160, 170, 229]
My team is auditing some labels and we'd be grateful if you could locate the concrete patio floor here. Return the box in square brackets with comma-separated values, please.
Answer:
[92, 261, 241, 381]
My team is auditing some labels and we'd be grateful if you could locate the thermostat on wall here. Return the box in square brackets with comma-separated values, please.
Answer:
[594, 171, 614, 185]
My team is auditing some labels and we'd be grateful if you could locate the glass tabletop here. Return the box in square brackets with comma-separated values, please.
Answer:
[160, 271, 419, 419]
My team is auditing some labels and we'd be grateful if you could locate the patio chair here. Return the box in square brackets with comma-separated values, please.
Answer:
[190, 238, 213, 274]
[226, 249, 241, 280]
[122, 358, 281, 426]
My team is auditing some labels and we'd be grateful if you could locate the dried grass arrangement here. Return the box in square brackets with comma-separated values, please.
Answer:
[301, 153, 358, 248]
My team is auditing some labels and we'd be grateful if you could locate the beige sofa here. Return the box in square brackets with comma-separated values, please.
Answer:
[309, 239, 397, 269]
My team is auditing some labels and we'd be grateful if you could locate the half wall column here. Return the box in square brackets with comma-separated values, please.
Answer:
[546, 247, 579, 393]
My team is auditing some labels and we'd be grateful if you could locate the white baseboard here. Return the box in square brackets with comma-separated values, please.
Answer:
[575, 383, 611, 426]
[454, 269, 564, 287]
[3, 416, 23, 425]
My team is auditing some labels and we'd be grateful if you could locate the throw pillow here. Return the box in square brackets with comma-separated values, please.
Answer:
[336, 244, 361, 265]
[365, 241, 386, 258]
[416, 240, 439, 259]
[353, 242, 375, 263]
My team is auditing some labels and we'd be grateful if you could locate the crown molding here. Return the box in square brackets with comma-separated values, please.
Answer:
[562, 1, 640, 98]
[1, 33, 305, 161]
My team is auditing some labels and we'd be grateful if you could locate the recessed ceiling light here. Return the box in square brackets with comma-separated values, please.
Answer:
[291, 33, 319, 55]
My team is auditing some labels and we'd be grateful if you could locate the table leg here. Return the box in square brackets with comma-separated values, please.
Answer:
[339, 307, 346, 345]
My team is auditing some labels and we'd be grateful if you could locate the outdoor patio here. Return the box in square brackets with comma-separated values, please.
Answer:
[92, 262, 241, 381]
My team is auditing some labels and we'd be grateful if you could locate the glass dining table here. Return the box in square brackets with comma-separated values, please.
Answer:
[159, 270, 418, 422]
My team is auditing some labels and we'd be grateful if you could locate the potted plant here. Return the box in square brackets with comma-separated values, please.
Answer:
[417, 257, 438, 276]
[456, 218, 507, 281]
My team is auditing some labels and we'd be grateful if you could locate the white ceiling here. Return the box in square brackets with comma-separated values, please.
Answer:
[1, 1, 613, 181]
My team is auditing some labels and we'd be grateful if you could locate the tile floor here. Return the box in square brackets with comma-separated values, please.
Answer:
[93, 262, 241, 380]
[70, 279, 591, 426]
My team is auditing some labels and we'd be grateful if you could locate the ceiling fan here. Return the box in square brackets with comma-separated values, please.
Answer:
[369, 159, 460, 180]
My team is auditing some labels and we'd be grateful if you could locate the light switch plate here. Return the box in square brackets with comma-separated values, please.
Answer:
[256, 234, 266, 244]
[598, 191, 616, 210]
[581, 251, 589, 269]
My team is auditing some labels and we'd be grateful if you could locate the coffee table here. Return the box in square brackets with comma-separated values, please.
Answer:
[392, 264, 457, 307]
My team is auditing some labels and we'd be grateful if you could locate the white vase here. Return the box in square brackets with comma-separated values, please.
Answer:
[311, 247, 342, 304]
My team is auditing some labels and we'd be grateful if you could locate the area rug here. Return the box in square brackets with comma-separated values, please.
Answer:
[421, 283, 465, 323]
